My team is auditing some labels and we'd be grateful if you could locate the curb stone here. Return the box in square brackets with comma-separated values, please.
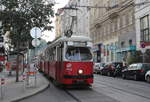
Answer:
[11, 84, 50, 102]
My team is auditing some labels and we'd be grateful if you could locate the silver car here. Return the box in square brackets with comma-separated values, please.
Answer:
[94, 63, 100, 74]
[94, 63, 105, 74]
[145, 70, 150, 83]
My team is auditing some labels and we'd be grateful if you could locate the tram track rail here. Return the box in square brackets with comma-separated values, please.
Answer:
[95, 80, 150, 100]
[64, 89, 82, 102]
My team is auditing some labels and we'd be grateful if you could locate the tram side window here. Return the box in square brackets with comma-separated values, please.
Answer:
[53, 48, 56, 61]
[49, 49, 52, 61]
[48, 48, 55, 61]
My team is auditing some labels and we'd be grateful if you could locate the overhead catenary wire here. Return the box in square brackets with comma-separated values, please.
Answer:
[61, 1, 150, 10]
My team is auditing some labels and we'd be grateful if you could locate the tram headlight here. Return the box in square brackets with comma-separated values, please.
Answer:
[78, 69, 83, 75]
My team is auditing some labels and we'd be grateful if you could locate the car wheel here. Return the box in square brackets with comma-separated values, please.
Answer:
[146, 75, 150, 83]
[122, 73, 126, 79]
[101, 71, 104, 75]
[107, 72, 111, 77]
[134, 74, 138, 81]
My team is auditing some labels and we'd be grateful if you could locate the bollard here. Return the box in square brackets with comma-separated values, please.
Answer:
[34, 71, 37, 88]
[22, 75, 26, 81]
[0, 78, 5, 100]
[22, 75, 26, 92]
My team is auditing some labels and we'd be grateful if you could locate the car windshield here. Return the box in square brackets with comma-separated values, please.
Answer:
[65, 46, 92, 61]
[101, 63, 105, 67]
[142, 64, 150, 70]
[113, 63, 123, 68]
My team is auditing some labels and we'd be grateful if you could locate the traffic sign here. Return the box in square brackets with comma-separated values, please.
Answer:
[140, 42, 146, 48]
[141, 48, 146, 53]
[30, 27, 42, 38]
[32, 39, 41, 47]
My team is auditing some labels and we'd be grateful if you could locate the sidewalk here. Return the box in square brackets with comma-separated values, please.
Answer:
[0, 72, 49, 102]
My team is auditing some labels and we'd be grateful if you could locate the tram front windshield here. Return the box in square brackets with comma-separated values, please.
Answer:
[66, 46, 92, 61]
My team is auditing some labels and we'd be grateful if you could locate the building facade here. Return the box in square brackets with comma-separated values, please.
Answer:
[90, 0, 136, 63]
[55, 9, 63, 38]
[55, 0, 90, 38]
[135, 0, 150, 51]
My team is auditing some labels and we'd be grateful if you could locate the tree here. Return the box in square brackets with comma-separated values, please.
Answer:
[0, 0, 54, 82]
[126, 51, 142, 65]
[144, 49, 150, 63]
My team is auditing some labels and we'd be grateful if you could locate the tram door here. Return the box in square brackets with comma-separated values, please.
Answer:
[56, 44, 63, 81]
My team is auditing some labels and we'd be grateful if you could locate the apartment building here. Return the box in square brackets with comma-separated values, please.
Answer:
[135, 0, 150, 51]
[90, 0, 136, 63]
[55, 9, 63, 38]
[55, 0, 90, 37]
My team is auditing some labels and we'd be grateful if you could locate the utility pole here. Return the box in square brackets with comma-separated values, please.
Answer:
[16, 41, 19, 82]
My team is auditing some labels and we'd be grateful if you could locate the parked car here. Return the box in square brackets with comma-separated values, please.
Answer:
[101, 62, 123, 77]
[99, 63, 105, 74]
[122, 63, 150, 80]
[101, 63, 112, 76]
[94, 63, 100, 74]
[112, 62, 124, 77]
[145, 70, 150, 83]
[94, 63, 105, 74]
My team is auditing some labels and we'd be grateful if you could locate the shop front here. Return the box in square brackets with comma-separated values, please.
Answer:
[116, 45, 136, 62]
[92, 44, 102, 62]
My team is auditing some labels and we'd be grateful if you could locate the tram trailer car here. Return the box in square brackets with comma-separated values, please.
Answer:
[40, 36, 94, 86]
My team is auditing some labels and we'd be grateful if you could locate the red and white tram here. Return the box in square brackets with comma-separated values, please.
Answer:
[39, 36, 93, 86]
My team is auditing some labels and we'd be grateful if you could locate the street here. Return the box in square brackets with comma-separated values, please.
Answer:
[18, 74, 150, 102]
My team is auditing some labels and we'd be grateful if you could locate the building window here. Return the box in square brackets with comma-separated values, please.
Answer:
[109, 0, 117, 7]
[104, 26, 106, 36]
[140, 15, 150, 42]
[117, 17, 120, 30]
[129, 12, 133, 25]
[122, 15, 126, 28]
[129, 39, 132, 46]
[121, 41, 125, 48]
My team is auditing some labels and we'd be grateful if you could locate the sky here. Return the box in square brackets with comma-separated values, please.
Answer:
[41, 0, 69, 42]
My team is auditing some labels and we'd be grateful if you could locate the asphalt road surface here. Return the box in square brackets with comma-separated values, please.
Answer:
[18, 74, 150, 102]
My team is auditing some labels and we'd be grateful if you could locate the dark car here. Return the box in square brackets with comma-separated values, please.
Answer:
[113, 62, 124, 77]
[101, 63, 112, 76]
[101, 62, 123, 77]
[122, 63, 150, 80]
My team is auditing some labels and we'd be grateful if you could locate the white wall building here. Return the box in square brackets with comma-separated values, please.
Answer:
[135, 0, 150, 50]
[75, 0, 90, 37]
[60, 0, 90, 37]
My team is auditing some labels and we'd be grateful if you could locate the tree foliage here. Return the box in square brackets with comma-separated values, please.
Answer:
[126, 50, 150, 65]
[0, 0, 54, 49]
[144, 49, 150, 63]
[126, 51, 142, 65]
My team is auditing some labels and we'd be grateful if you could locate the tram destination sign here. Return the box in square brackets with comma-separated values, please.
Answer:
[73, 42, 87, 46]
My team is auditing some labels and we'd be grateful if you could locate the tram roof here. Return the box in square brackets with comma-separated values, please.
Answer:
[59, 36, 91, 42]
[47, 35, 92, 48]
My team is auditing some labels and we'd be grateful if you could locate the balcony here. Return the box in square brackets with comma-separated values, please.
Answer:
[107, 5, 119, 19]
[95, 23, 101, 28]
